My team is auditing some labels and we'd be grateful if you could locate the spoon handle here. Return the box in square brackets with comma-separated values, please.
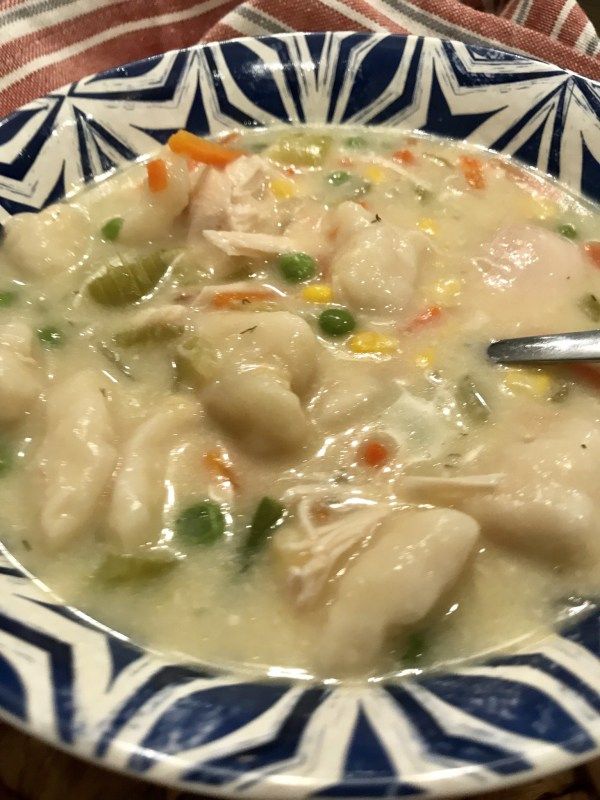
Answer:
[488, 330, 600, 364]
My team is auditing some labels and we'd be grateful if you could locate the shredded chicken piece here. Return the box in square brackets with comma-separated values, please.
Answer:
[203, 230, 298, 257]
[189, 168, 232, 233]
[189, 155, 278, 237]
[401, 473, 504, 505]
[280, 483, 368, 504]
[273, 500, 393, 608]
[227, 155, 270, 199]
[351, 154, 433, 191]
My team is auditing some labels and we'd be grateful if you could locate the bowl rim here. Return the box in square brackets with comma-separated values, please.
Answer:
[0, 31, 599, 799]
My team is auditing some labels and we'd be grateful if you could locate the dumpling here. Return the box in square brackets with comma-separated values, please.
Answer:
[309, 362, 398, 430]
[331, 220, 425, 315]
[202, 365, 310, 455]
[466, 481, 594, 562]
[193, 310, 318, 394]
[184, 311, 318, 454]
[464, 420, 600, 561]
[38, 371, 117, 549]
[329, 200, 372, 239]
[319, 508, 480, 672]
[3, 205, 91, 275]
[0, 323, 42, 423]
[108, 399, 200, 552]
[82, 149, 191, 245]
[470, 225, 590, 334]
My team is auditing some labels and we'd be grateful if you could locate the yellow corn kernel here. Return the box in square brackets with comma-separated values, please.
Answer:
[433, 276, 461, 299]
[302, 284, 333, 304]
[363, 165, 386, 184]
[269, 176, 296, 199]
[415, 348, 436, 368]
[417, 217, 438, 235]
[348, 331, 399, 354]
[521, 194, 558, 221]
[503, 368, 552, 398]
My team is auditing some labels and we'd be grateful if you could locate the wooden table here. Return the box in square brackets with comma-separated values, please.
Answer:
[0, 721, 597, 800]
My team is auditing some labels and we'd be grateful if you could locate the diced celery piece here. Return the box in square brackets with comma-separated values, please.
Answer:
[87, 252, 169, 306]
[175, 334, 219, 388]
[95, 549, 180, 584]
[267, 133, 332, 167]
[456, 375, 490, 422]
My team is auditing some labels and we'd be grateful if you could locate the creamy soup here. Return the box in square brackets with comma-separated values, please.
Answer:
[0, 126, 599, 679]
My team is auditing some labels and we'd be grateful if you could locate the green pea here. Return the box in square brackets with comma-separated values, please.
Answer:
[318, 307, 356, 337]
[37, 326, 64, 348]
[0, 291, 17, 308]
[176, 501, 225, 546]
[344, 135, 367, 149]
[100, 217, 124, 242]
[415, 185, 433, 203]
[557, 222, 578, 240]
[277, 252, 317, 283]
[402, 630, 428, 666]
[327, 170, 351, 186]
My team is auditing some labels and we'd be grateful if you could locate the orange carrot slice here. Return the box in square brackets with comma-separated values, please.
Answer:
[204, 448, 239, 490]
[359, 439, 390, 468]
[584, 241, 600, 269]
[405, 304, 443, 332]
[168, 129, 245, 167]
[570, 364, 600, 392]
[146, 158, 169, 192]
[459, 155, 486, 190]
[392, 148, 416, 166]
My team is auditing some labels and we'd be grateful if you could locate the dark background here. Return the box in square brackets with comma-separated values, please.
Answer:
[581, 0, 599, 31]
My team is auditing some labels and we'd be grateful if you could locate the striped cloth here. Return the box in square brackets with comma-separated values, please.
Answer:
[0, 0, 598, 118]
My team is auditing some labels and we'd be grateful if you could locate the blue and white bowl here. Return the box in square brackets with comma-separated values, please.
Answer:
[0, 33, 599, 798]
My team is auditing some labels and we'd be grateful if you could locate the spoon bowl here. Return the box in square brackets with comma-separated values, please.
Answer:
[488, 330, 600, 364]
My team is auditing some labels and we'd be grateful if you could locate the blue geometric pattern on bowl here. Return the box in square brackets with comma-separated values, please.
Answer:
[0, 32, 599, 798]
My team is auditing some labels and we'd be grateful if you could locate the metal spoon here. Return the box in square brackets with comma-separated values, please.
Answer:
[487, 330, 600, 364]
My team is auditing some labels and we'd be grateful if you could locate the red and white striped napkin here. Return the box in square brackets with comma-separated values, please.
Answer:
[0, 0, 598, 119]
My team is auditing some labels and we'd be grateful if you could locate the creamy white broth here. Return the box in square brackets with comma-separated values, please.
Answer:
[0, 126, 599, 679]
